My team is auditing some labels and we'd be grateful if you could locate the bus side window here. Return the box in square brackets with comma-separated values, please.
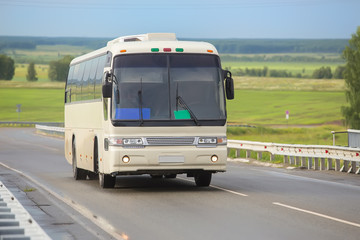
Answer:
[95, 55, 107, 99]
[89, 58, 99, 99]
[65, 66, 74, 103]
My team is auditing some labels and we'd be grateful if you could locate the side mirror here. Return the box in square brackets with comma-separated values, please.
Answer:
[224, 70, 234, 100]
[102, 72, 113, 98]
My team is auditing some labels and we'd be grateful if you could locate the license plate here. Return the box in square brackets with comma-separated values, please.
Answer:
[158, 156, 185, 163]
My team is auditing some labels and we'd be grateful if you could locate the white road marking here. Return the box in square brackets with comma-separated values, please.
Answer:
[179, 177, 248, 197]
[210, 185, 248, 197]
[273, 202, 360, 228]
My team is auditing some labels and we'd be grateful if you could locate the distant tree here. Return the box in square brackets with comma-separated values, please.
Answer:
[26, 62, 38, 81]
[48, 55, 74, 82]
[333, 66, 345, 79]
[0, 54, 15, 80]
[312, 66, 332, 79]
[341, 26, 360, 129]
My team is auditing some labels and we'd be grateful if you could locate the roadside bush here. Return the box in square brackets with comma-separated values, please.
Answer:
[312, 66, 332, 79]
[0, 54, 15, 80]
[48, 55, 74, 82]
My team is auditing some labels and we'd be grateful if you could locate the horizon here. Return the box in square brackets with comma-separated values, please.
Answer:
[0, 35, 352, 40]
[0, 0, 359, 39]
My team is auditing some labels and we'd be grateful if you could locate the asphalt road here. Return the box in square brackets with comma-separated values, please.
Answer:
[0, 128, 359, 240]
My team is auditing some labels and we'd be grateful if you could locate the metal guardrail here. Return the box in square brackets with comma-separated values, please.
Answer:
[35, 124, 65, 137]
[34, 125, 360, 174]
[0, 181, 51, 240]
[228, 140, 360, 174]
[0, 121, 63, 127]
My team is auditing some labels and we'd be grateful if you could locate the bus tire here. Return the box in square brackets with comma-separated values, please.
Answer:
[72, 142, 87, 180]
[99, 173, 116, 188]
[194, 172, 212, 187]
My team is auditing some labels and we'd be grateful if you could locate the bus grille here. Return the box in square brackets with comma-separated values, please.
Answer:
[145, 137, 195, 146]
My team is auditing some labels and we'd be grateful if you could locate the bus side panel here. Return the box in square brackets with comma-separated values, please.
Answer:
[64, 129, 72, 165]
[64, 101, 103, 171]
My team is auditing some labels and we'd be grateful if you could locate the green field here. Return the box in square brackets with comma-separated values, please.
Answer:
[220, 53, 344, 77]
[12, 64, 49, 82]
[227, 89, 345, 125]
[0, 82, 64, 122]
[233, 76, 344, 91]
[222, 61, 341, 76]
[227, 125, 348, 146]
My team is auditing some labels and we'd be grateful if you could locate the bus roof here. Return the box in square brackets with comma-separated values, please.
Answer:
[70, 33, 218, 65]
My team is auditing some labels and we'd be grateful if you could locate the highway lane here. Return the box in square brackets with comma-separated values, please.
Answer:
[0, 128, 359, 240]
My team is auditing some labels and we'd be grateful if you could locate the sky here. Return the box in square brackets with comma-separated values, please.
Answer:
[0, 0, 359, 39]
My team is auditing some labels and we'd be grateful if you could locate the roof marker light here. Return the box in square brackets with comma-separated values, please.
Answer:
[120, 49, 127, 53]
[151, 48, 159, 52]
[207, 49, 213, 53]
[176, 48, 184, 52]
[163, 48, 171, 52]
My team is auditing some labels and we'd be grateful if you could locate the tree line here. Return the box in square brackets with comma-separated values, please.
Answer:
[220, 54, 344, 63]
[226, 65, 345, 79]
[0, 54, 73, 82]
[205, 39, 348, 54]
[0, 36, 349, 54]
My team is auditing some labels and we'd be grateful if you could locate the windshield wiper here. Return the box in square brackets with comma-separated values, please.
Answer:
[176, 95, 200, 126]
[138, 78, 144, 126]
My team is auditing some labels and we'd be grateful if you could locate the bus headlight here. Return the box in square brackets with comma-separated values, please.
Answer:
[198, 137, 217, 145]
[123, 138, 143, 145]
[108, 137, 144, 148]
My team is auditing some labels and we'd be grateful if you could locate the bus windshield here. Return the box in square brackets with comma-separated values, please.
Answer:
[112, 54, 226, 126]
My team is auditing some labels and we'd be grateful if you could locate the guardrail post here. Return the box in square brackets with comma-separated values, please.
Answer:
[341, 160, 349, 172]
[246, 150, 251, 159]
[348, 161, 356, 173]
[320, 158, 326, 170]
[236, 149, 241, 158]
[327, 158, 333, 170]
[295, 156, 300, 165]
[257, 152, 263, 160]
[289, 156, 295, 165]
[308, 157, 313, 169]
[270, 154, 275, 161]
[314, 157, 319, 170]
[284, 155, 289, 164]
[335, 159, 341, 171]
[301, 157, 307, 168]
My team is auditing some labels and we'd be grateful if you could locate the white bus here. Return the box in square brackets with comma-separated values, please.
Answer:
[64, 33, 234, 188]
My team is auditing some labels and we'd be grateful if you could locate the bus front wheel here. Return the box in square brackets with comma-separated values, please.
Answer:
[194, 172, 212, 187]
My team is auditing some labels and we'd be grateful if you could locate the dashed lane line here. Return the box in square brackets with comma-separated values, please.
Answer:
[273, 202, 360, 228]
